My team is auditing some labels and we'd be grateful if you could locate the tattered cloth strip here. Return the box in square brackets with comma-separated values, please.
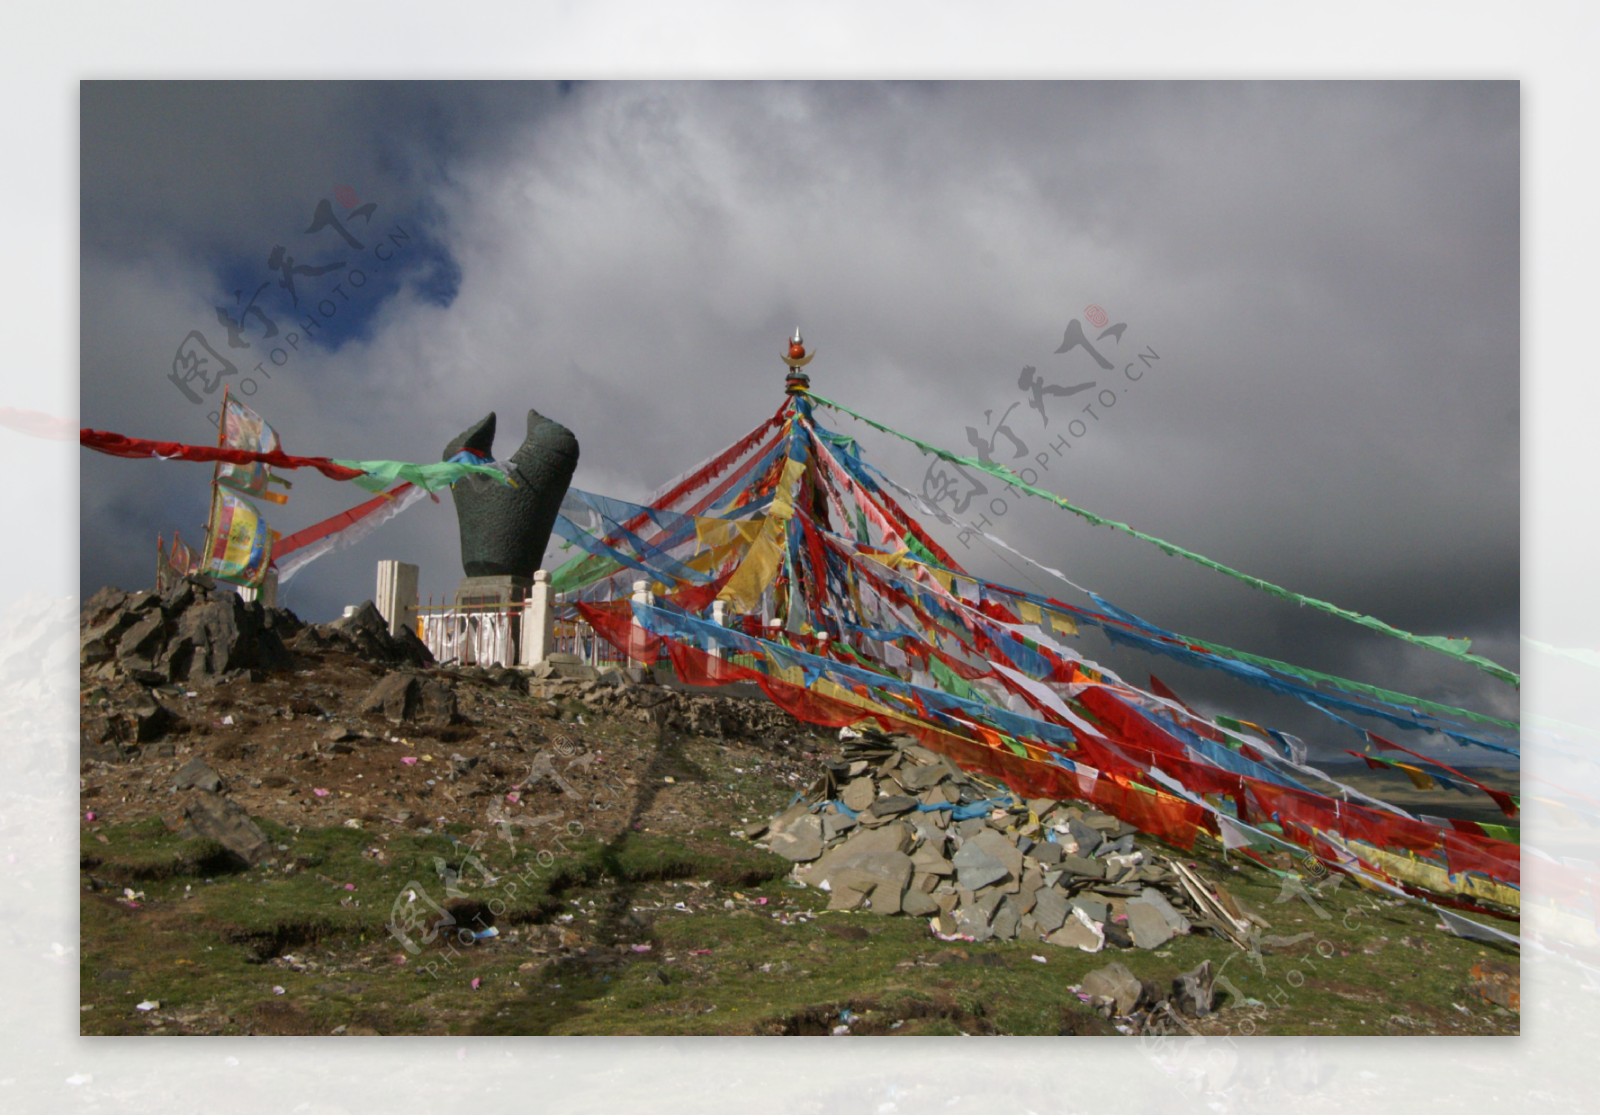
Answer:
[804, 390, 1518, 688]
[337, 458, 514, 494]
[645, 598, 1510, 858]
[1434, 906, 1521, 948]
[1365, 731, 1519, 817]
[79, 428, 510, 492]
[273, 482, 432, 584]
[855, 447, 1518, 739]
[584, 596, 1517, 914]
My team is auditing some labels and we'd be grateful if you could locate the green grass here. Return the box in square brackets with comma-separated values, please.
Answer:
[80, 811, 1519, 1036]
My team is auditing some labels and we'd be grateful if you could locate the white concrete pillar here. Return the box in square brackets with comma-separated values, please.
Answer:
[627, 579, 654, 666]
[520, 569, 556, 667]
[375, 560, 419, 637]
[709, 599, 728, 660]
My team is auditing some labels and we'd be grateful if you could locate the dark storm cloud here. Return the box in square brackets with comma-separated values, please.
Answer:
[79, 80, 1519, 756]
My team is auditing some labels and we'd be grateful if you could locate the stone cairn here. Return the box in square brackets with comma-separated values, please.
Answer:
[748, 732, 1258, 956]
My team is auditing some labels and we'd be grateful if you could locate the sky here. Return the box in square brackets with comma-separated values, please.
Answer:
[77, 80, 1520, 754]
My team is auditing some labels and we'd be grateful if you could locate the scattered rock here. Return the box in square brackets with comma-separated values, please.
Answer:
[1469, 959, 1519, 1012]
[182, 791, 270, 866]
[357, 673, 458, 724]
[1080, 961, 1145, 1016]
[172, 757, 223, 793]
[287, 600, 430, 668]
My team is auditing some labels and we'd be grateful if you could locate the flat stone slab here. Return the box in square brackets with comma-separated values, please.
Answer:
[808, 821, 914, 885]
[1136, 887, 1192, 935]
[870, 795, 917, 817]
[841, 777, 876, 813]
[767, 813, 825, 862]
[1058, 855, 1106, 879]
[824, 865, 903, 914]
[1045, 907, 1105, 953]
[955, 906, 995, 942]
[1031, 889, 1070, 933]
[827, 881, 871, 911]
[991, 897, 1021, 940]
[900, 764, 948, 791]
[911, 817, 948, 848]
[820, 809, 858, 842]
[1069, 897, 1110, 926]
[1032, 841, 1064, 865]
[1125, 897, 1176, 949]
[951, 839, 1008, 891]
[973, 889, 1006, 921]
[1067, 818, 1103, 855]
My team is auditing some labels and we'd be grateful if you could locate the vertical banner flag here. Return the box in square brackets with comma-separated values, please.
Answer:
[156, 530, 198, 593]
[215, 397, 290, 505]
[169, 530, 197, 580]
[202, 488, 277, 587]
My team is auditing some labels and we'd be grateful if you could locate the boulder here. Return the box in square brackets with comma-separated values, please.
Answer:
[357, 672, 458, 724]
[304, 600, 433, 668]
[1080, 960, 1145, 1016]
[173, 757, 223, 793]
[182, 791, 270, 866]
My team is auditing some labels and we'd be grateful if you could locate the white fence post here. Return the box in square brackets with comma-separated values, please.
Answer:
[520, 570, 555, 668]
[629, 579, 654, 672]
[709, 599, 727, 660]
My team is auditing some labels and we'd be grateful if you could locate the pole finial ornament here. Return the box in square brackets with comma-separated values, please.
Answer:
[782, 327, 814, 395]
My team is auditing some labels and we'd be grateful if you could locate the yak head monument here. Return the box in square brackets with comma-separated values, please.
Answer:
[443, 408, 579, 606]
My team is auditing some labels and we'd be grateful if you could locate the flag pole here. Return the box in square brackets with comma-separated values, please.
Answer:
[201, 385, 230, 578]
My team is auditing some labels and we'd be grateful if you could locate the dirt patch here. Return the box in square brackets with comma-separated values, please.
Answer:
[758, 993, 1001, 1036]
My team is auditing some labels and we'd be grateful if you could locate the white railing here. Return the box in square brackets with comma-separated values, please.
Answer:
[420, 604, 519, 667]
[552, 616, 629, 666]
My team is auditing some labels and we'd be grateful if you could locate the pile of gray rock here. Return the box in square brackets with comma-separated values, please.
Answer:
[81, 577, 297, 685]
[749, 733, 1256, 954]
[82, 580, 438, 687]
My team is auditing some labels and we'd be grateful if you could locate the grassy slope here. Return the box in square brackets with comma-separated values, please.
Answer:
[80, 704, 1520, 1037]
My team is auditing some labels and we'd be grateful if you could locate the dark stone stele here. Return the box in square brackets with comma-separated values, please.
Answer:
[443, 408, 579, 581]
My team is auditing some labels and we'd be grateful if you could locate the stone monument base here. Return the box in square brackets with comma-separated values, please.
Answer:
[453, 574, 532, 609]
